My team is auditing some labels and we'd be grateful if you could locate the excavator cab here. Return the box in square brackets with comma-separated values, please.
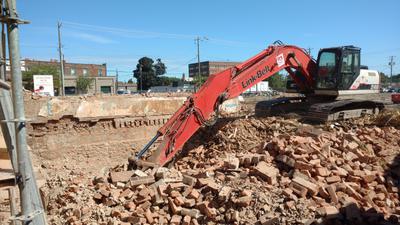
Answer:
[314, 46, 361, 97]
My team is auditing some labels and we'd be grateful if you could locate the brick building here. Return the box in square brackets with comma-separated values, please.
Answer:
[117, 82, 137, 93]
[7, 59, 116, 95]
[188, 61, 241, 78]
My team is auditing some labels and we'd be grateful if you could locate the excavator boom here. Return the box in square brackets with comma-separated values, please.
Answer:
[136, 44, 317, 167]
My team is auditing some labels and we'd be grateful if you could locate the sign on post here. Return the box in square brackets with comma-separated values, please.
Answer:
[33, 75, 54, 96]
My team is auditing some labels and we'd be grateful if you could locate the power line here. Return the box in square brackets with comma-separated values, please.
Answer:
[61, 21, 248, 47]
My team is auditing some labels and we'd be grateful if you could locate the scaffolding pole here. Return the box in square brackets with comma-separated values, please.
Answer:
[5, 0, 46, 224]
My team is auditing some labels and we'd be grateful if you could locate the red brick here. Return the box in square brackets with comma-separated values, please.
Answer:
[188, 189, 200, 199]
[182, 175, 197, 186]
[363, 174, 376, 183]
[326, 176, 341, 184]
[347, 141, 359, 150]
[168, 197, 182, 215]
[205, 180, 221, 192]
[292, 176, 318, 195]
[110, 171, 134, 183]
[224, 156, 240, 169]
[294, 161, 313, 170]
[282, 188, 293, 197]
[183, 198, 196, 208]
[145, 209, 153, 224]
[326, 185, 338, 204]
[182, 215, 191, 225]
[99, 188, 110, 197]
[290, 182, 308, 197]
[119, 188, 133, 199]
[254, 161, 278, 184]
[218, 186, 232, 201]
[138, 187, 150, 198]
[174, 196, 185, 206]
[191, 218, 200, 225]
[158, 184, 168, 197]
[322, 206, 340, 219]
[124, 201, 136, 211]
[170, 215, 182, 225]
[130, 176, 155, 186]
[93, 192, 103, 200]
[316, 167, 330, 177]
[197, 201, 217, 218]
[235, 196, 252, 207]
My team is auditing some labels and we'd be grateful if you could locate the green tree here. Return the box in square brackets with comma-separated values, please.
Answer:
[265, 72, 287, 90]
[133, 57, 167, 90]
[127, 78, 134, 84]
[22, 64, 60, 91]
[76, 76, 94, 94]
[192, 75, 208, 88]
[158, 76, 182, 87]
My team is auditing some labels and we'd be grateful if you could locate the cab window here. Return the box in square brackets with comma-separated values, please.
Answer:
[316, 52, 337, 89]
[339, 52, 360, 89]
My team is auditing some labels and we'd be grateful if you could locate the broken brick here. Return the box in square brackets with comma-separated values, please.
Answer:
[110, 171, 134, 183]
[254, 161, 278, 184]
[292, 176, 318, 195]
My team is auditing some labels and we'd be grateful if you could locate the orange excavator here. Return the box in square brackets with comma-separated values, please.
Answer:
[135, 41, 383, 167]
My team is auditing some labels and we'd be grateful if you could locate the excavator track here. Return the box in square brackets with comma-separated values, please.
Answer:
[304, 99, 384, 122]
[255, 97, 384, 123]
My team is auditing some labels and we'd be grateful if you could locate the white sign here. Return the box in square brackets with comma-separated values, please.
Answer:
[244, 81, 269, 93]
[33, 75, 54, 96]
[276, 53, 285, 67]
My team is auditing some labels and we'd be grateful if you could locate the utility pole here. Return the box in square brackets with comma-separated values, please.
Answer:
[57, 21, 65, 96]
[306, 48, 313, 56]
[195, 36, 208, 91]
[115, 69, 118, 94]
[389, 56, 395, 86]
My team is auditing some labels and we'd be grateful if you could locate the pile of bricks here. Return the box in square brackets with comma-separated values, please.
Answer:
[46, 116, 400, 225]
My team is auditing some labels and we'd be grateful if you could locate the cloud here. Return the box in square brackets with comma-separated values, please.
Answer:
[65, 31, 116, 44]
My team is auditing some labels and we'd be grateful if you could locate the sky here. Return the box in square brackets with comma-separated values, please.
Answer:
[19, 0, 400, 82]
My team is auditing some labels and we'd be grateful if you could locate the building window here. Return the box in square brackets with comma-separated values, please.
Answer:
[65, 86, 76, 95]
[100, 86, 111, 93]
[83, 68, 88, 76]
[71, 68, 76, 76]
[98, 69, 102, 76]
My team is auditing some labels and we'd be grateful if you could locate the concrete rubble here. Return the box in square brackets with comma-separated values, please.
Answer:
[43, 115, 400, 225]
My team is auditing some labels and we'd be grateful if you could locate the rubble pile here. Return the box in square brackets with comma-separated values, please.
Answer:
[373, 110, 400, 129]
[45, 116, 400, 225]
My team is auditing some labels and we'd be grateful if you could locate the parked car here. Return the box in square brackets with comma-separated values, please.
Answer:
[392, 89, 400, 104]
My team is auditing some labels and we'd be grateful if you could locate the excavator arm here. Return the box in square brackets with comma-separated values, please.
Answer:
[136, 44, 317, 167]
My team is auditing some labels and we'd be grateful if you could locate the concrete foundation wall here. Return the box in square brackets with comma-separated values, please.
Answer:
[24, 95, 188, 173]
[25, 95, 187, 123]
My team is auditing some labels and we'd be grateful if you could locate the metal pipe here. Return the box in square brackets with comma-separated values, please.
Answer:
[6, 0, 46, 224]
[8, 187, 17, 225]
[0, 79, 10, 90]
[136, 132, 160, 159]
[0, 0, 5, 81]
